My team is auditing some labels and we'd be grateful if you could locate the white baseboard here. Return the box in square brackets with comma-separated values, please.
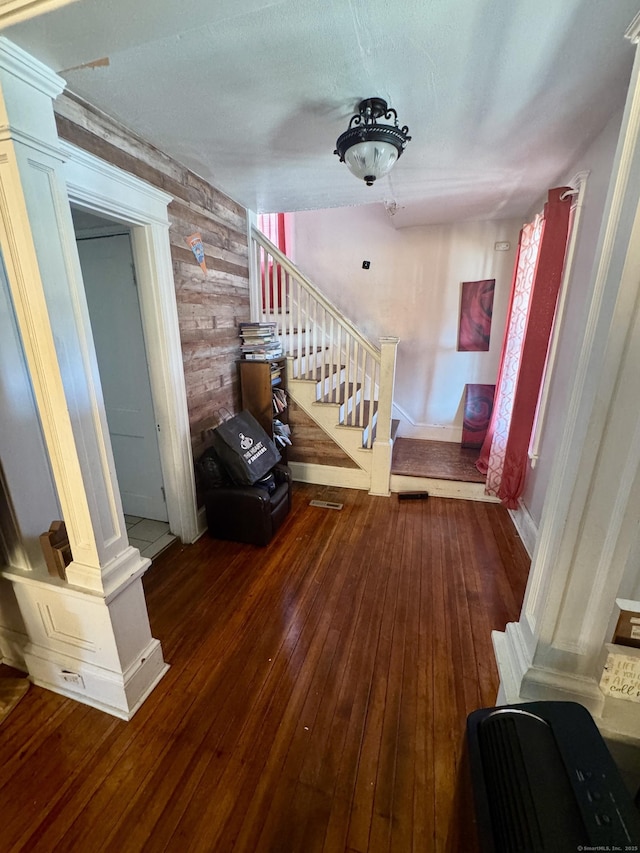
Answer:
[508, 500, 538, 558]
[390, 473, 498, 502]
[288, 461, 371, 491]
[392, 403, 462, 443]
[395, 423, 462, 442]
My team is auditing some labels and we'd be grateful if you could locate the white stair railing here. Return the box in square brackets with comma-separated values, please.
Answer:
[250, 226, 395, 450]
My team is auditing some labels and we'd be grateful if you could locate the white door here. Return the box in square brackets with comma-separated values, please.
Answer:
[78, 233, 168, 522]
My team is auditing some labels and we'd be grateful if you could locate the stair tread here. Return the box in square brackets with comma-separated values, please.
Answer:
[288, 347, 328, 357]
[291, 365, 346, 381]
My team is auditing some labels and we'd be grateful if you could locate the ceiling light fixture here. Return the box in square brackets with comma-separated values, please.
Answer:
[334, 97, 411, 186]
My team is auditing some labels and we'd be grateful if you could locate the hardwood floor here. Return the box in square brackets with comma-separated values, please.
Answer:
[0, 483, 530, 852]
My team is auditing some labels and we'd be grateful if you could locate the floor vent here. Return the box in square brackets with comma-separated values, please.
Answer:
[309, 500, 343, 510]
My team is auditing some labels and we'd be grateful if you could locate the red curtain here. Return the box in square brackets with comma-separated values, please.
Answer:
[476, 187, 572, 508]
[257, 212, 287, 253]
[257, 213, 287, 309]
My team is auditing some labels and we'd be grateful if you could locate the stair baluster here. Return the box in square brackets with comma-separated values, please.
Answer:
[250, 225, 398, 492]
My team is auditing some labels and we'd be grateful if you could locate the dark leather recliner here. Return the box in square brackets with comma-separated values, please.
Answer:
[203, 463, 292, 546]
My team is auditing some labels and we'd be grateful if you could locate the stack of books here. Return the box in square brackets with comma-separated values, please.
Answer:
[239, 322, 283, 361]
[272, 387, 287, 414]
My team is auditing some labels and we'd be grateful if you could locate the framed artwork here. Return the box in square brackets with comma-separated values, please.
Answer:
[461, 383, 496, 449]
[458, 279, 495, 352]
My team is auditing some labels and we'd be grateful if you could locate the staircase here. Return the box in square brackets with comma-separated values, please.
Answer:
[249, 225, 398, 495]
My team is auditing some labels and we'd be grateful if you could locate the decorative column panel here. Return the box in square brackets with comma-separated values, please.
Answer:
[0, 38, 141, 594]
[370, 336, 399, 496]
[494, 17, 640, 743]
[0, 37, 168, 718]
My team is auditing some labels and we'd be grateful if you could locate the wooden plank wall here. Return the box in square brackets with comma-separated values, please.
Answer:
[54, 93, 250, 461]
[287, 399, 359, 468]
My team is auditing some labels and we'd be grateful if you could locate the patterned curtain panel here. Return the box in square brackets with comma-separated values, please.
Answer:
[476, 188, 572, 508]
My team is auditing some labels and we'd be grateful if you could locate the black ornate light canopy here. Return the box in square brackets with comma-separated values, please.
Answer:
[334, 97, 411, 186]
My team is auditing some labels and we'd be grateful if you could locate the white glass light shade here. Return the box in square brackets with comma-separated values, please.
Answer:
[343, 140, 399, 185]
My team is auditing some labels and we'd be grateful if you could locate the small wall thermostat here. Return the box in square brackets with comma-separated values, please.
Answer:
[494, 241, 510, 251]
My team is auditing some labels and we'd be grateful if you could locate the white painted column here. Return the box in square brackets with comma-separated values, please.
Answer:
[493, 17, 640, 746]
[370, 336, 399, 496]
[0, 38, 167, 718]
[247, 215, 261, 322]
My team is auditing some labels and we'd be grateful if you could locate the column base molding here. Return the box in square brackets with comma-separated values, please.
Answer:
[3, 570, 168, 719]
[65, 545, 151, 598]
[25, 637, 168, 720]
[493, 625, 605, 713]
[493, 625, 640, 750]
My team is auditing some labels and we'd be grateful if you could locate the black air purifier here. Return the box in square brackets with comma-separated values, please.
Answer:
[466, 701, 640, 852]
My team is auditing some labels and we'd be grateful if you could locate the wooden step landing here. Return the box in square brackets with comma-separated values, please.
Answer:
[391, 438, 486, 483]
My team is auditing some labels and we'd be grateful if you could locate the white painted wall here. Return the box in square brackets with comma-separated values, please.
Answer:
[521, 109, 624, 527]
[291, 206, 522, 440]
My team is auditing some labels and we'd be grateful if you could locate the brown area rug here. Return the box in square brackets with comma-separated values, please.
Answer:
[0, 677, 29, 725]
[391, 438, 486, 483]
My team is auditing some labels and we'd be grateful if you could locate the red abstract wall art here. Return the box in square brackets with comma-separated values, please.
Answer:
[458, 279, 495, 352]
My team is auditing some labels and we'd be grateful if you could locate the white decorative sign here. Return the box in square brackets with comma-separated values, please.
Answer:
[600, 650, 640, 703]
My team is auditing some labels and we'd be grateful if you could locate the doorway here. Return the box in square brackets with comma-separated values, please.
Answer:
[72, 207, 175, 558]
[62, 139, 199, 545]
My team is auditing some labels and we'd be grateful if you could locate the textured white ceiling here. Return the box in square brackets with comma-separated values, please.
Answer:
[1, 0, 639, 227]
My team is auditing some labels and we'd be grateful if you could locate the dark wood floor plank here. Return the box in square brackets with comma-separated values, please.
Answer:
[431, 499, 466, 852]
[345, 501, 406, 852]
[369, 499, 415, 853]
[412, 501, 437, 852]
[320, 499, 402, 853]
[164, 493, 367, 852]
[151, 521, 343, 849]
[290, 495, 392, 850]
[386, 500, 423, 853]
[228, 492, 381, 853]
[0, 484, 530, 853]
[4, 706, 118, 851]
[260, 529, 376, 849]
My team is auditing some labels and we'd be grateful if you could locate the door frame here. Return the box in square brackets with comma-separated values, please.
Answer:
[61, 140, 199, 543]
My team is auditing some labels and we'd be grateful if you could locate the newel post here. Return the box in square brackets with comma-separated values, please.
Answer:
[370, 336, 399, 496]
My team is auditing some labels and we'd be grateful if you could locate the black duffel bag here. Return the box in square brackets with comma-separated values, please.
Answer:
[195, 446, 231, 490]
[210, 410, 281, 486]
